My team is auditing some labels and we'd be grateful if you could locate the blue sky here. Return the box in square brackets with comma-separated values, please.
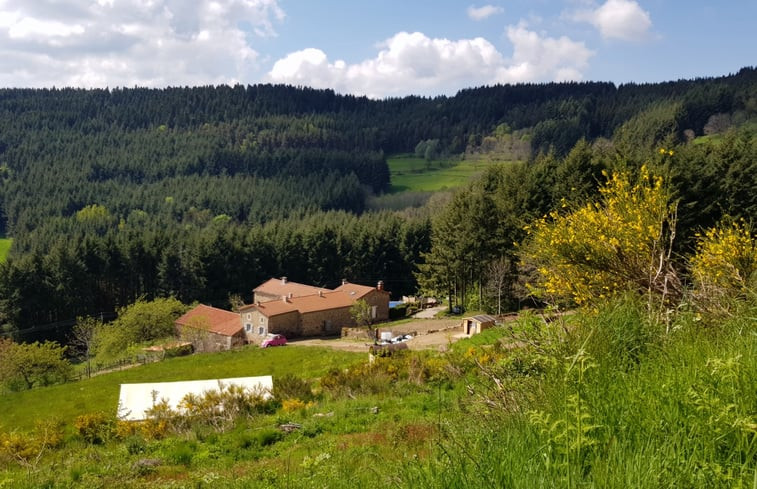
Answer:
[0, 0, 754, 98]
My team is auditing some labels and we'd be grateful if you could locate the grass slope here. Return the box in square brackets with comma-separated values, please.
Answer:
[0, 238, 11, 263]
[1, 306, 755, 488]
[0, 345, 361, 431]
[387, 155, 515, 193]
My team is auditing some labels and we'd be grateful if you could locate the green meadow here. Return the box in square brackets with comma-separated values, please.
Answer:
[0, 345, 360, 431]
[0, 238, 11, 262]
[387, 155, 515, 193]
[1, 304, 756, 488]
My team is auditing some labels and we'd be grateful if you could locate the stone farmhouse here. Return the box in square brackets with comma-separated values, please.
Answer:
[252, 277, 324, 302]
[175, 304, 247, 351]
[175, 278, 391, 350]
[240, 278, 390, 344]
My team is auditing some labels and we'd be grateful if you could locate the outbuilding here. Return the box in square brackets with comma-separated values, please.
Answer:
[175, 304, 246, 352]
[461, 314, 497, 335]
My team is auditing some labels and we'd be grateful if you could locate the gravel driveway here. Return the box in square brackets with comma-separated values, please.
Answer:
[290, 317, 465, 352]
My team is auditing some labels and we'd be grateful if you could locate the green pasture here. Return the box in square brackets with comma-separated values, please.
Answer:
[0, 238, 11, 262]
[387, 155, 515, 193]
[0, 345, 361, 431]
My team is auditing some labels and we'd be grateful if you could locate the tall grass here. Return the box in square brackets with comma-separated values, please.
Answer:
[1, 301, 755, 487]
[399, 299, 757, 488]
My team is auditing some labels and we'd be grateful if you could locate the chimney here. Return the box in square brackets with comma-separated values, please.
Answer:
[342, 278, 348, 285]
[282, 295, 288, 303]
[281, 276, 288, 284]
[256, 301, 260, 306]
[377, 280, 384, 291]
[318, 290, 323, 297]
[288, 292, 292, 299]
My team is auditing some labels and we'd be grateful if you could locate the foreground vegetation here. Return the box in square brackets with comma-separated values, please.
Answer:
[0, 302, 754, 488]
[0, 345, 361, 431]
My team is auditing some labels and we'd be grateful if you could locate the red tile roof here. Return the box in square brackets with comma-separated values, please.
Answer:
[334, 282, 386, 299]
[253, 278, 325, 299]
[175, 304, 243, 337]
[242, 291, 355, 317]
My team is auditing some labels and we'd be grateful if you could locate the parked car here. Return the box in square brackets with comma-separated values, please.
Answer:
[261, 333, 287, 348]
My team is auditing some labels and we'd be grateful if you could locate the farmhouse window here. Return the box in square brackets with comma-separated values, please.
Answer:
[258, 326, 265, 335]
[245, 323, 251, 332]
[246, 313, 251, 320]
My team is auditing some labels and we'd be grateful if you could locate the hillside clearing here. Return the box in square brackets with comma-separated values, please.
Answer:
[0, 238, 11, 262]
[387, 155, 516, 193]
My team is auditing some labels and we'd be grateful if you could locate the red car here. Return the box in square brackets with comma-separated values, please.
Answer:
[261, 333, 287, 348]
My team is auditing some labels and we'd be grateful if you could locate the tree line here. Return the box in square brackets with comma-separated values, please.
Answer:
[0, 67, 755, 339]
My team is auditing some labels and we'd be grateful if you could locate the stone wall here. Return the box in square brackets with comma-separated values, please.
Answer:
[341, 327, 374, 340]
[245, 310, 300, 343]
[177, 326, 245, 352]
[362, 290, 390, 322]
[268, 311, 302, 338]
[301, 307, 354, 336]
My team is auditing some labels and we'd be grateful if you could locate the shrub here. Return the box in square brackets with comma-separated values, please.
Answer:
[254, 428, 283, 447]
[0, 420, 64, 467]
[690, 218, 757, 317]
[281, 398, 310, 413]
[164, 440, 195, 466]
[524, 165, 681, 309]
[125, 435, 147, 455]
[74, 412, 115, 444]
[273, 374, 314, 401]
[389, 303, 410, 320]
[320, 358, 402, 398]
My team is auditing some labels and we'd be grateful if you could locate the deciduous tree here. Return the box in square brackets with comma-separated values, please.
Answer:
[0, 339, 72, 391]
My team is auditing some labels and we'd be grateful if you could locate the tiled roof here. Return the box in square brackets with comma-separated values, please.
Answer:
[175, 304, 243, 337]
[468, 314, 497, 323]
[253, 278, 326, 298]
[242, 298, 299, 317]
[334, 282, 380, 299]
[242, 291, 355, 317]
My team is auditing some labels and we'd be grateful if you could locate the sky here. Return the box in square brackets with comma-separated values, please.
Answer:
[0, 0, 754, 98]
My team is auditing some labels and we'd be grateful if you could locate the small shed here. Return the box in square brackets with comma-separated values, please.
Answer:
[462, 314, 497, 335]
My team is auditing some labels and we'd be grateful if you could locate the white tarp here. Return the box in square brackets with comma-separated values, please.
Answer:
[118, 376, 273, 421]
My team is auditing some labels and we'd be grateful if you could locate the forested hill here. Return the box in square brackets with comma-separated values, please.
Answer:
[0, 67, 755, 339]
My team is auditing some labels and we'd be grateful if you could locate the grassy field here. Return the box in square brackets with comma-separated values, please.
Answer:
[0, 238, 11, 262]
[0, 345, 361, 431]
[387, 155, 515, 193]
[693, 120, 757, 146]
[1, 305, 756, 488]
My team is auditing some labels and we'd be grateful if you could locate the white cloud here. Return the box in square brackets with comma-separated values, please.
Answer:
[467, 5, 504, 21]
[496, 22, 594, 83]
[0, 0, 285, 88]
[573, 0, 652, 41]
[268, 27, 594, 98]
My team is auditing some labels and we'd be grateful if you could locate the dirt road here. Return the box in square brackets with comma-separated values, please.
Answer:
[290, 317, 465, 352]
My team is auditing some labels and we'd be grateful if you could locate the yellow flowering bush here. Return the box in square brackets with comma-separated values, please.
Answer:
[690, 219, 757, 315]
[524, 165, 680, 307]
[281, 398, 313, 413]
